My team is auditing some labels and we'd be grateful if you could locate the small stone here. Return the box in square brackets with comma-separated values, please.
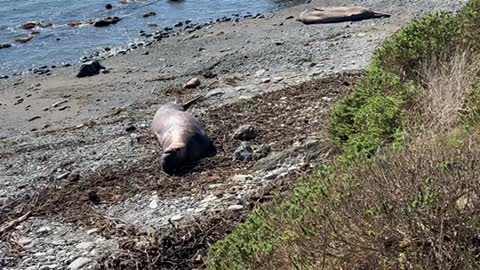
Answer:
[149, 195, 159, 209]
[273, 77, 284, 83]
[184, 77, 201, 89]
[105, 4, 113, 9]
[261, 78, 271, 83]
[234, 142, 254, 161]
[230, 175, 253, 182]
[37, 226, 51, 234]
[233, 125, 256, 141]
[322, 96, 332, 102]
[87, 190, 100, 205]
[125, 125, 136, 132]
[86, 228, 99, 235]
[18, 237, 32, 245]
[227, 205, 244, 211]
[68, 257, 92, 270]
[39, 265, 58, 270]
[57, 172, 70, 180]
[143, 12, 157, 18]
[255, 69, 266, 77]
[34, 252, 48, 259]
[68, 173, 80, 182]
[76, 242, 95, 251]
[170, 214, 184, 222]
[205, 90, 224, 98]
[0, 44, 12, 49]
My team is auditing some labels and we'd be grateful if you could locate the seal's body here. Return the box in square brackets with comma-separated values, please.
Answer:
[152, 97, 216, 175]
[298, 7, 390, 25]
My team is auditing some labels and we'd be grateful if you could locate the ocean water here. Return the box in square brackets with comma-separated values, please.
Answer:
[0, 0, 304, 76]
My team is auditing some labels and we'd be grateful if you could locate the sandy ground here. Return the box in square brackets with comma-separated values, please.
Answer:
[0, 0, 467, 269]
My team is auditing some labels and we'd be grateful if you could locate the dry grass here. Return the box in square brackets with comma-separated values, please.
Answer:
[257, 131, 480, 270]
[405, 50, 480, 136]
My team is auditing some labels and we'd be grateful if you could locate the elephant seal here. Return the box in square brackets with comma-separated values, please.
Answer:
[298, 7, 390, 25]
[152, 96, 216, 175]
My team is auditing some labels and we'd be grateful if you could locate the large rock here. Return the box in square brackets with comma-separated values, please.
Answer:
[77, 60, 105, 78]
[233, 124, 256, 141]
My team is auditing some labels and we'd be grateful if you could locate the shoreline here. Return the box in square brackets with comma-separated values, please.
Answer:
[0, 3, 294, 79]
[0, 0, 466, 269]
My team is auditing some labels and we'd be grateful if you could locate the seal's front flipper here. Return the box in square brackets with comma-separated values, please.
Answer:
[206, 140, 217, 157]
[372, 12, 391, 18]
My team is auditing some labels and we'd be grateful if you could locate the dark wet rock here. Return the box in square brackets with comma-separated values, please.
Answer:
[0, 75, 9, 79]
[184, 77, 201, 88]
[143, 51, 149, 55]
[0, 44, 12, 49]
[22, 21, 51, 30]
[143, 12, 157, 18]
[22, 22, 37, 30]
[174, 22, 183, 27]
[234, 142, 254, 161]
[148, 23, 158, 27]
[94, 17, 121, 27]
[15, 36, 33, 44]
[285, 15, 295, 20]
[164, 27, 173, 31]
[106, 4, 113, 9]
[185, 20, 192, 24]
[233, 124, 256, 141]
[76, 60, 105, 78]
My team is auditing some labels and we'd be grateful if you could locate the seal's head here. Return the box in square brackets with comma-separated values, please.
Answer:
[161, 143, 186, 175]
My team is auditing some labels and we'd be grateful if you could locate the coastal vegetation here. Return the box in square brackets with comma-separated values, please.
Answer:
[207, 1, 480, 268]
